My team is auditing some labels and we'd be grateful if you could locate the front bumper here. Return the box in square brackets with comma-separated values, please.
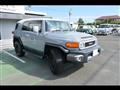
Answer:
[66, 45, 101, 63]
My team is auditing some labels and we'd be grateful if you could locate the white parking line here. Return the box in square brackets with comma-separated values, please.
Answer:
[3, 50, 26, 63]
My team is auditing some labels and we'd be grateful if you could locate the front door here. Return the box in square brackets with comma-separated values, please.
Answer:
[21, 20, 45, 54]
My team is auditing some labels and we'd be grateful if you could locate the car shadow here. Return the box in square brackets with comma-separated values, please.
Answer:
[1, 49, 84, 80]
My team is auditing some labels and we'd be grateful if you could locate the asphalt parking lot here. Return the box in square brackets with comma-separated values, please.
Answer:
[0, 35, 120, 85]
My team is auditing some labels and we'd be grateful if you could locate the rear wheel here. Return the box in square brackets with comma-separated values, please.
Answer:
[47, 47, 64, 75]
[14, 41, 25, 57]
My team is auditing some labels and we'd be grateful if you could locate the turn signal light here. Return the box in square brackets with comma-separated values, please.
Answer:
[65, 42, 79, 48]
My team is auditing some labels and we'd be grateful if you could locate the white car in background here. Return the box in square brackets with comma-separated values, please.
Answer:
[118, 30, 120, 34]
[115, 25, 120, 35]
[97, 24, 113, 35]
[107, 24, 120, 34]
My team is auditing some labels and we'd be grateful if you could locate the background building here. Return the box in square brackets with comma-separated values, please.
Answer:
[0, 5, 51, 40]
[95, 15, 120, 24]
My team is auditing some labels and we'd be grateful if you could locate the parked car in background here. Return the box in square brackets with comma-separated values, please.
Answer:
[89, 25, 97, 34]
[114, 25, 120, 35]
[78, 25, 97, 34]
[97, 24, 113, 35]
[76, 28, 94, 35]
[112, 24, 120, 33]
[118, 29, 120, 34]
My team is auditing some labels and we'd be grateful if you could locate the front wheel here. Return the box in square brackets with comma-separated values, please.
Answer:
[47, 48, 64, 75]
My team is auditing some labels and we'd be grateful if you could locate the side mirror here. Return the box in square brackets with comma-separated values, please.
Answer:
[33, 26, 40, 34]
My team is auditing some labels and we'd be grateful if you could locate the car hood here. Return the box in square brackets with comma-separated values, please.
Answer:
[45, 31, 95, 42]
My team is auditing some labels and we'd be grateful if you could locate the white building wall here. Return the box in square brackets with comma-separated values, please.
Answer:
[0, 5, 25, 14]
[0, 5, 47, 40]
[0, 19, 18, 39]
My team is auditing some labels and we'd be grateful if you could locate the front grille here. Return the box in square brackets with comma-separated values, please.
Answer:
[85, 41, 95, 47]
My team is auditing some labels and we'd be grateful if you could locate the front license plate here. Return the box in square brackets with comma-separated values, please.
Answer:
[93, 49, 99, 56]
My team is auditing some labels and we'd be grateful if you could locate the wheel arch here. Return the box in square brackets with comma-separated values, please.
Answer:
[44, 43, 68, 53]
[43, 43, 69, 60]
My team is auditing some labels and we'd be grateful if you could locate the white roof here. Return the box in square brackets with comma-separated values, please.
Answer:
[18, 18, 67, 23]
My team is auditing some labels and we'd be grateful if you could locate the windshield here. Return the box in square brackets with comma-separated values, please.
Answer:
[46, 20, 71, 32]
[98, 25, 110, 28]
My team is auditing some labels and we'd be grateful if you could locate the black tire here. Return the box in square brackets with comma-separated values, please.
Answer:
[47, 47, 64, 75]
[14, 41, 25, 57]
[77, 62, 84, 67]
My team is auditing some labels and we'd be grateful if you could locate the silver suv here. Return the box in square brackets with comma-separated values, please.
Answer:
[13, 18, 101, 75]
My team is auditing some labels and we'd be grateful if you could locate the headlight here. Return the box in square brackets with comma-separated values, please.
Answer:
[65, 42, 79, 48]
[94, 37, 98, 45]
[95, 40, 98, 45]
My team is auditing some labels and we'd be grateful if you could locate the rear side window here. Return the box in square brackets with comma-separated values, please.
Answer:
[15, 23, 18, 30]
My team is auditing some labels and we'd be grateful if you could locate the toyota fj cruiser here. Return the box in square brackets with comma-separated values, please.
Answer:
[13, 18, 101, 75]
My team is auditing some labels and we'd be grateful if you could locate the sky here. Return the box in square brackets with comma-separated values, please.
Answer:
[29, 5, 120, 23]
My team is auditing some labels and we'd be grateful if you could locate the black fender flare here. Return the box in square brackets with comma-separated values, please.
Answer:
[44, 42, 69, 54]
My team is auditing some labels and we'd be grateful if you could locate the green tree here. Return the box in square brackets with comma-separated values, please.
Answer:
[95, 20, 102, 25]
[77, 18, 84, 25]
[110, 21, 120, 24]
[108, 19, 112, 23]
[103, 18, 112, 24]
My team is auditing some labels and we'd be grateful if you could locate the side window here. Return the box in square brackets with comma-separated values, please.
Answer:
[22, 21, 31, 31]
[29, 21, 42, 33]
[22, 20, 42, 33]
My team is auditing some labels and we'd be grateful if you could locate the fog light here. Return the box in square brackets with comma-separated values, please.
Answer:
[75, 55, 83, 62]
